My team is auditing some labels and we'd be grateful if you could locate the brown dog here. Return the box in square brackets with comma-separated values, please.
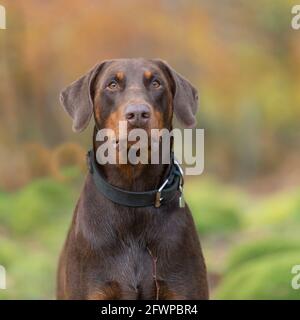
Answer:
[57, 58, 209, 300]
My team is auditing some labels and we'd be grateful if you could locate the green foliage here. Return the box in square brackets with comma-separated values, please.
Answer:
[246, 189, 300, 229]
[212, 188, 300, 300]
[186, 179, 244, 235]
[0, 250, 54, 300]
[226, 237, 300, 272]
[0, 170, 81, 299]
[0, 237, 23, 267]
[0, 167, 81, 236]
[0, 179, 72, 235]
[215, 252, 300, 300]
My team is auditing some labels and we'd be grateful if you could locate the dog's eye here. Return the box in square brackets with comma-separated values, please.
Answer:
[107, 80, 119, 90]
[151, 79, 161, 89]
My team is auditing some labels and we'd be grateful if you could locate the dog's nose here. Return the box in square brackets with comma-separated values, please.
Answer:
[125, 104, 151, 126]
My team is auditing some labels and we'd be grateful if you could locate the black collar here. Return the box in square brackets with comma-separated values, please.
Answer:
[86, 149, 184, 208]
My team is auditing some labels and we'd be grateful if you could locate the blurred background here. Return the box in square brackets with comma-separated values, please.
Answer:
[0, 0, 300, 299]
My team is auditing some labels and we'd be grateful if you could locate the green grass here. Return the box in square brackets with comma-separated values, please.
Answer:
[245, 189, 300, 229]
[0, 167, 81, 299]
[226, 237, 300, 272]
[215, 252, 300, 300]
[186, 178, 244, 235]
[1, 249, 54, 300]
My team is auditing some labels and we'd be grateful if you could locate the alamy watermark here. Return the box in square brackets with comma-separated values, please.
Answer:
[291, 265, 300, 290]
[0, 265, 6, 289]
[95, 121, 204, 175]
[0, 4, 6, 29]
[291, 5, 300, 29]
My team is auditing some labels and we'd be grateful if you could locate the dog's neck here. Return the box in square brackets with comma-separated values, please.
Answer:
[92, 126, 172, 192]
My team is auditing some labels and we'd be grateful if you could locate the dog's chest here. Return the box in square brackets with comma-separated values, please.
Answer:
[80, 189, 183, 299]
[86, 236, 163, 299]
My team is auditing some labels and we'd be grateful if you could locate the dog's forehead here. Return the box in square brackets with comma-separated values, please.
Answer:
[103, 59, 162, 77]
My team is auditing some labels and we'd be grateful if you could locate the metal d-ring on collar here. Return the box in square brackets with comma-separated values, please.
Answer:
[174, 157, 185, 208]
[86, 149, 185, 208]
[154, 178, 169, 208]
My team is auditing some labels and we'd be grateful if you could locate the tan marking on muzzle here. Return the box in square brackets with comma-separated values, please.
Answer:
[152, 109, 164, 129]
[104, 109, 124, 137]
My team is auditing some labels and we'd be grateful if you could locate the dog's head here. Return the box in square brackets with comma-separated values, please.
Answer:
[60, 58, 199, 136]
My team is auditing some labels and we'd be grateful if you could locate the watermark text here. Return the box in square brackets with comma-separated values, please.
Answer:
[0, 5, 6, 29]
[291, 5, 300, 30]
[0, 265, 6, 289]
[291, 265, 300, 290]
[95, 121, 204, 175]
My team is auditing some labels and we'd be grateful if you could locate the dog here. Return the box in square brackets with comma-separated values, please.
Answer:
[57, 58, 209, 300]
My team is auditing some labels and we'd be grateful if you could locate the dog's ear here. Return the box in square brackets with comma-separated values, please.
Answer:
[153, 59, 199, 128]
[59, 61, 108, 132]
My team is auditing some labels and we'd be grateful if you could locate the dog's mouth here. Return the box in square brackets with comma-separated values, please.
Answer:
[112, 136, 155, 150]
[96, 129, 170, 165]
